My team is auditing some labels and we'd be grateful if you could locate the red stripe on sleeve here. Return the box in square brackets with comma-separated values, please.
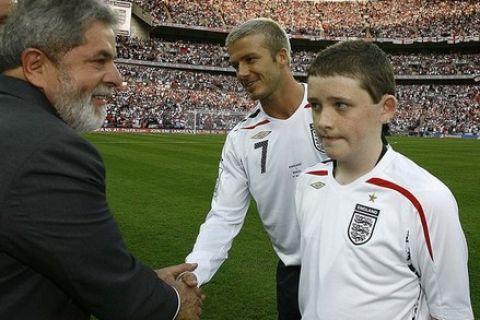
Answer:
[367, 177, 434, 261]
[306, 170, 328, 176]
[242, 119, 270, 130]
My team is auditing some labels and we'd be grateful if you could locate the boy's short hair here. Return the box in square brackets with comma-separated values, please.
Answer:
[307, 40, 395, 103]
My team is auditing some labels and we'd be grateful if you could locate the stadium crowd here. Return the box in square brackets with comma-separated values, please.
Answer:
[108, 1, 480, 136]
[392, 85, 479, 135]
[105, 65, 250, 130]
[116, 36, 480, 76]
[105, 65, 479, 135]
[130, 0, 480, 39]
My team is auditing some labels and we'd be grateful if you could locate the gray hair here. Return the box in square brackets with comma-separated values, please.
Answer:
[225, 18, 292, 65]
[0, 0, 118, 72]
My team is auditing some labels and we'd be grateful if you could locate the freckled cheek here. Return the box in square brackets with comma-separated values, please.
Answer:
[343, 120, 359, 133]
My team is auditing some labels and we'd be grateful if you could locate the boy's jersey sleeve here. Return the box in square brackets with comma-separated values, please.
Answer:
[410, 184, 473, 319]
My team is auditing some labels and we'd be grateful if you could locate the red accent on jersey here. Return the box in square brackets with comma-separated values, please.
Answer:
[306, 170, 328, 176]
[242, 119, 270, 130]
[304, 103, 312, 108]
[366, 177, 434, 261]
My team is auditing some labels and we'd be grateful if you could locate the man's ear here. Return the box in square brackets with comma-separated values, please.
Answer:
[380, 94, 397, 124]
[276, 47, 290, 67]
[21, 48, 55, 90]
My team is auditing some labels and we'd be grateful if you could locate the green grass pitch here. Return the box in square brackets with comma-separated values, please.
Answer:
[85, 133, 479, 319]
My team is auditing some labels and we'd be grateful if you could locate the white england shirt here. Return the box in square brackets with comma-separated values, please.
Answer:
[186, 84, 328, 285]
[295, 147, 473, 320]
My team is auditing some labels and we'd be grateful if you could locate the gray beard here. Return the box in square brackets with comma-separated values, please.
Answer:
[53, 68, 108, 132]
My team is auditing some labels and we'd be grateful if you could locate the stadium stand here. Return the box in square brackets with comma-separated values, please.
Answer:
[105, 0, 479, 137]
[116, 36, 480, 76]
[130, 0, 480, 39]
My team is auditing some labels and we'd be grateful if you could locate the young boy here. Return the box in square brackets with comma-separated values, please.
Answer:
[295, 40, 473, 320]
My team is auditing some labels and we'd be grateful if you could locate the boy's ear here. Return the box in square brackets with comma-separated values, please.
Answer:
[380, 94, 397, 124]
[21, 48, 55, 90]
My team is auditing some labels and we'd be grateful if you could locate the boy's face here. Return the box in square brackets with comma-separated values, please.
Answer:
[307, 74, 394, 164]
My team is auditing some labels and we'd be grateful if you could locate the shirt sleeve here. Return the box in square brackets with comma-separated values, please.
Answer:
[185, 133, 251, 285]
[410, 184, 473, 319]
[172, 287, 181, 320]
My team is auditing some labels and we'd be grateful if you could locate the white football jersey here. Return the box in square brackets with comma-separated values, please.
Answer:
[295, 147, 473, 320]
[186, 84, 328, 285]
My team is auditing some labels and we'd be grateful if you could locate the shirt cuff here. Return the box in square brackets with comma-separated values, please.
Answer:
[172, 286, 181, 320]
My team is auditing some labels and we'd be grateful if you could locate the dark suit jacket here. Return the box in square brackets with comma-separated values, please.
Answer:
[0, 75, 178, 320]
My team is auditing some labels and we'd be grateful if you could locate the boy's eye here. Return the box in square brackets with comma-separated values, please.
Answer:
[310, 103, 321, 111]
[335, 102, 348, 109]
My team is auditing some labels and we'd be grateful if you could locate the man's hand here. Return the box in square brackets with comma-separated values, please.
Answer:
[176, 271, 199, 288]
[155, 263, 197, 286]
[173, 277, 205, 320]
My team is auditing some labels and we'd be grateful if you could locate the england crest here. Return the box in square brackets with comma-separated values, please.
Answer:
[309, 123, 325, 153]
[348, 204, 380, 245]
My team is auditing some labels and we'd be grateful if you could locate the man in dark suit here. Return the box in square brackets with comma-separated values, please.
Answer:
[0, 0, 203, 319]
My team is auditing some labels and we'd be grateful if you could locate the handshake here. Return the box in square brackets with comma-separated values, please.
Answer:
[156, 263, 205, 320]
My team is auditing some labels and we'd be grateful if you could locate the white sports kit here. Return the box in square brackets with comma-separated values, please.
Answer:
[186, 84, 328, 285]
[295, 147, 473, 320]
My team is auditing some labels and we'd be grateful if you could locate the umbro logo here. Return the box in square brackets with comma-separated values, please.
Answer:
[310, 181, 325, 189]
[251, 131, 272, 139]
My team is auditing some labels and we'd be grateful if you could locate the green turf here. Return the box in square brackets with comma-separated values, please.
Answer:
[85, 133, 479, 319]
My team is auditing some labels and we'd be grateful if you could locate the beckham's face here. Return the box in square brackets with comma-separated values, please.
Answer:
[228, 33, 284, 102]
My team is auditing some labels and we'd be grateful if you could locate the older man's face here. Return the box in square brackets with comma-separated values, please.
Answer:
[43, 21, 122, 132]
[0, 0, 12, 25]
